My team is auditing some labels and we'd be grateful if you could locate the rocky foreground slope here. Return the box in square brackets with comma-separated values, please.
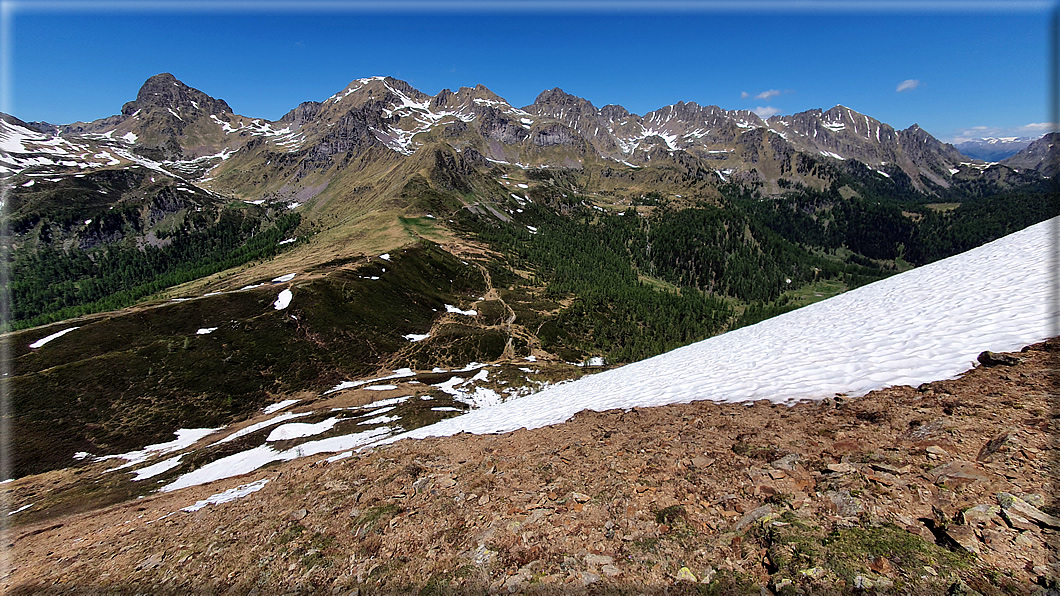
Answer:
[4, 341, 1057, 594]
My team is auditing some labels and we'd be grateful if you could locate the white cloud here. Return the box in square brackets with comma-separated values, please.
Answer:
[740, 91, 750, 99]
[753, 106, 780, 118]
[947, 122, 1057, 144]
[1019, 122, 1056, 133]
[755, 89, 781, 100]
[896, 79, 920, 92]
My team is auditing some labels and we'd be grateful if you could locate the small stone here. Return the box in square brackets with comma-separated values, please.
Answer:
[578, 571, 600, 586]
[600, 564, 621, 577]
[1013, 531, 1037, 548]
[929, 460, 993, 485]
[676, 567, 697, 582]
[435, 476, 456, 489]
[945, 525, 981, 555]
[825, 463, 854, 474]
[998, 492, 1060, 529]
[926, 446, 949, 457]
[478, 493, 490, 505]
[734, 505, 773, 531]
[288, 508, 308, 521]
[572, 492, 590, 503]
[584, 554, 613, 567]
[774, 578, 793, 590]
[869, 462, 909, 475]
[960, 504, 1000, 526]
[977, 351, 1019, 366]
[412, 476, 433, 494]
[691, 456, 716, 468]
[923, 565, 938, 576]
[852, 575, 874, 589]
[348, 508, 362, 518]
[799, 567, 826, 579]
[770, 453, 800, 471]
[135, 552, 165, 571]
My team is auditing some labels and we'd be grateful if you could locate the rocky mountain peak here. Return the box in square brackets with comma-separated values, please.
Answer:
[530, 87, 596, 111]
[121, 73, 232, 116]
[600, 104, 631, 121]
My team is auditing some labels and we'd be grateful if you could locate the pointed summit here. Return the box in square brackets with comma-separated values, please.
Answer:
[121, 73, 232, 116]
[531, 87, 596, 111]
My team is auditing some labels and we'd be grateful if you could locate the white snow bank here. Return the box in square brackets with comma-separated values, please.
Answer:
[214, 411, 311, 445]
[273, 289, 293, 310]
[272, 273, 296, 283]
[404, 333, 430, 342]
[262, 399, 301, 414]
[364, 395, 410, 408]
[162, 426, 393, 492]
[104, 428, 219, 471]
[181, 478, 269, 512]
[376, 218, 1057, 444]
[266, 417, 342, 441]
[323, 369, 416, 395]
[445, 304, 478, 316]
[29, 327, 79, 349]
[132, 454, 184, 481]
[196, 327, 218, 335]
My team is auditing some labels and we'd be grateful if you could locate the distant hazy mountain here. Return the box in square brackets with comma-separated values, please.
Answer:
[954, 136, 1036, 162]
[1000, 132, 1059, 177]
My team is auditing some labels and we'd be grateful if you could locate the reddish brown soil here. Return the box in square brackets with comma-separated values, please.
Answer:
[4, 341, 1057, 594]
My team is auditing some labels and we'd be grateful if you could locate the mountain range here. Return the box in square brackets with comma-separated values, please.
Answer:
[2, 73, 1055, 487]
[3, 73, 1053, 200]
[952, 136, 1037, 162]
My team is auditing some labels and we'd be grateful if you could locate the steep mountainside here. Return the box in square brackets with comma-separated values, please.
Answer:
[1, 72, 1055, 488]
[1001, 132, 1059, 177]
[5, 341, 1057, 593]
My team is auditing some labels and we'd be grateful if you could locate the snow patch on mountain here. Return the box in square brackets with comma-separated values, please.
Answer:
[376, 216, 1056, 444]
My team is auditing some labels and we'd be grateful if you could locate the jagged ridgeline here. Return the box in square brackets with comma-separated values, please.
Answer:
[2, 74, 1056, 477]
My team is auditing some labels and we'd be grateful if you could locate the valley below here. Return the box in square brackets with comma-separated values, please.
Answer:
[1, 71, 1057, 594]
[4, 341, 1057, 594]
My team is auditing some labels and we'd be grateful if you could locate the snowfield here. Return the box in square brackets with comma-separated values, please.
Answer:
[378, 217, 1057, 444]
[113, 218, 1056, 495]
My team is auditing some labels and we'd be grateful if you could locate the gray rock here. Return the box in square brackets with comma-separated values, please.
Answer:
[929, 460, 993, 485]
[584, 554, 614, 567]
[412, 476, 433, 494]
[600, 564, 621, 577]
[770, 453, 801, 471]
[944, 525, 981, 555]
[976, 432, 1019, 462]
[577, 571, 600, 586]
[959, 504, 1000, 526]
[998, 492, 1060, 529]
[734, 505, 774, 531]
[825, 490, 861, 518]
[977, 351, 1020, 366]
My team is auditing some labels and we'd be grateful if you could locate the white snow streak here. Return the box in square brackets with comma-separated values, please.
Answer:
[29, 327, 79, 348]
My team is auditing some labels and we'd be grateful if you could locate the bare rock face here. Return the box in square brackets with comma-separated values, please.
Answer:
[121, 72, 232, 116]
[1001, 132, 1060, 177]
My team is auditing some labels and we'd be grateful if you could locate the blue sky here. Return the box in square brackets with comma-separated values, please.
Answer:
[2, 1, 1054, 143]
